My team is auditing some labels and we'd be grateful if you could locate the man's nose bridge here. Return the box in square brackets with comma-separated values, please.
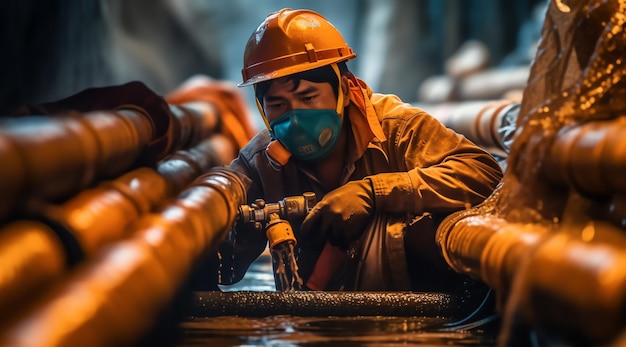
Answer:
[288, 98, 305, 110]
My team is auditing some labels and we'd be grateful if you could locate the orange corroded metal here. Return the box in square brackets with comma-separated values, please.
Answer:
[0, 221, 66, 325]
[46, 168, 169, 257]
[436, 0, 626, 345]
[0, 169, 246, 347]
[0, 77, 254, 346]
[543, 118, 626, 198]
[0, 109, 154, 220]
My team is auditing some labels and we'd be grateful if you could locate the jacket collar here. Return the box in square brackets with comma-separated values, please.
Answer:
[345, 74, 386, 157]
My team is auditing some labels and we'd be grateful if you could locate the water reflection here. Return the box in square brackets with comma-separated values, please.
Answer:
[179, 316, 495, 346]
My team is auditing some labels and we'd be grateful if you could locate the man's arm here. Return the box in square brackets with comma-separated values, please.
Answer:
[372, 111, 503, 215]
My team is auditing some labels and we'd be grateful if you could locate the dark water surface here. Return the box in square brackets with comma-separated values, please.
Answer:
[178, 315, 495, 346]
[177, 251, 497, 346]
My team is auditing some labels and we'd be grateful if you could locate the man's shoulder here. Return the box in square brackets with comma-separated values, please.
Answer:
[370, 92, 429, 121]
[238, 129, 271, 159]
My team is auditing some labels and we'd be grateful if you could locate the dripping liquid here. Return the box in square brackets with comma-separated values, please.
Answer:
[271, 240, 304, 292]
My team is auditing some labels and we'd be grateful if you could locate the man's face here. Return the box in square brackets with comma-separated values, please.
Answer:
[262, 77, 337, 123]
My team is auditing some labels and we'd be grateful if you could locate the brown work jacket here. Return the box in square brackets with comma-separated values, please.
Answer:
[217, 74, 503, 291]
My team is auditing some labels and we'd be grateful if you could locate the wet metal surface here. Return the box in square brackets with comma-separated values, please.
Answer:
[181, 252, 497, 346]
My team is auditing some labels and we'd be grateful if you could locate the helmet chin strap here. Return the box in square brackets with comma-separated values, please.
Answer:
[255, 63, 344, 130]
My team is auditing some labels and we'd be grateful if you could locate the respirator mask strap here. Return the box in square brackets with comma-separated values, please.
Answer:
[330, 63, 344, 116]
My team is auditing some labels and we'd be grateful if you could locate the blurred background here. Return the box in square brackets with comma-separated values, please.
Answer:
[0, 0, 547, 129]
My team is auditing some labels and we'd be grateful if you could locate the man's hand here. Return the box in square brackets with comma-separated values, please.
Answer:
[299, 179, 375, 249]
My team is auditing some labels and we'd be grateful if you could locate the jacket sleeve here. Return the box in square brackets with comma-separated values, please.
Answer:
[211, 146, 269, 285]
[367, 111, 503, 215]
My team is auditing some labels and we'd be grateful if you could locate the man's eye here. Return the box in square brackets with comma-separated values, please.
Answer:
[303, 95, 316, 102]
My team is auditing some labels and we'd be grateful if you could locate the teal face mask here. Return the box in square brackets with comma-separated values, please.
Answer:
[269, 109, 342, 161]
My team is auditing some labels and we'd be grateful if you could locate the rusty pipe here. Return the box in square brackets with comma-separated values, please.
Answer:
[0, 168, 169, 319]
[437, 212, 551, 296]
[437, 209, 626, 344]
[543, 117, 626, 198]
[43, 134, 237, 259]
[0, 99, 225, 222]
[157, 133, 237, 194]
[39, 167, 170, 258]
[0, 109, 153, 220]
[518, 225, 626, 344]
[168, 101, 220, 152]
[0, 221, 66, 325]
[0, 168, 246, 347]
[435, 0, 626, 345]
[0, 137, 238, 318]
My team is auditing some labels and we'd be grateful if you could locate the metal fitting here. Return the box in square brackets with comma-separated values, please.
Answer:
[238, 192, 317, 226]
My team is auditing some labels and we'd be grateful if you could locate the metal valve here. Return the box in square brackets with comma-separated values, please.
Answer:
[237, 193, 316, 292]
[238, 192, 317, 227]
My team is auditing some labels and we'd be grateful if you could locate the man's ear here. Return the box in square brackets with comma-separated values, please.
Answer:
[341, 75, 350, 107]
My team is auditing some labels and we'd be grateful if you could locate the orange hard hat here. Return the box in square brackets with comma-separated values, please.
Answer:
[239, 8, 356, 87]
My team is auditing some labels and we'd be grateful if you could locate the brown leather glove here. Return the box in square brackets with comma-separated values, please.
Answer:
[299, 179, 375, 249]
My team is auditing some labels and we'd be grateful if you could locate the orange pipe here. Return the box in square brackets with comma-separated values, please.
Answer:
[157, 133, 237, 194]
[0, 221, 66, 325]
[0, 100, 225, 222]
[168, 102, 219, 151]
[0, 135, 237, 318]
[0, 110, 153, 220]
[44, 167, 170, 258]
[437, 210, 626, 343]
[0, 169, 246, 347]
[543, 117, 626, 197]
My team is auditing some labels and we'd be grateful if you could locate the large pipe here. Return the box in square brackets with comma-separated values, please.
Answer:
[435, 117, 626, 344]
[436, 1, 626, 344]
[543, 117, 626, 197]
[0, 99, 224, 222]
[437, 211, 626, 344]
[418, 66, 529, 103]
[39, 167, 170, 258]
[437, 209, 550, 297]
[0, 169, 246, 347]
[0, 109, 153, 219]
[167, 102, 219, 152]
[0, 136, 236, 319]
[157, 133, 237, 194]
[419, 100, 519, 158]
[0, 221, 66, 326]
[0, 168, 170, 323]
[437, 122, 626, 293]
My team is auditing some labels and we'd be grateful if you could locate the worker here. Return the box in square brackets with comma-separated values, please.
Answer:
[209, 8, 503, 293]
